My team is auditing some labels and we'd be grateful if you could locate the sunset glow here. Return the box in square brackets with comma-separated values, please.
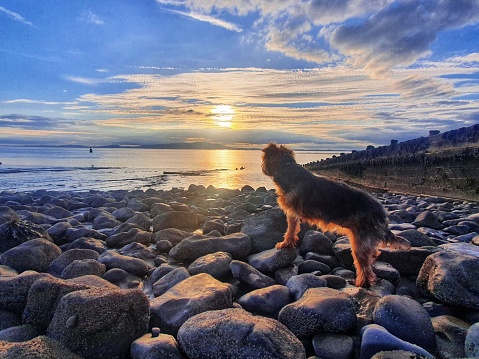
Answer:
[1, 1, 479, 149]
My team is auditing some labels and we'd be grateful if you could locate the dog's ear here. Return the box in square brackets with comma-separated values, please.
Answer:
[279, 144, 295, 157]
[262, 143, 278, 152]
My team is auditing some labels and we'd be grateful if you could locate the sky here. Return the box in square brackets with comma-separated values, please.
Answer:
[1, 0, 479, 150]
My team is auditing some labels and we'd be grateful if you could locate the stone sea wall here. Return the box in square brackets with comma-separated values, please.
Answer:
[304, 124, 479, 201]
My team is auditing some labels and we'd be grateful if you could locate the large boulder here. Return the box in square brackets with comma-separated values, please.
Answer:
[187, 251, 233, 280]
[47, 288, 149, 359]
[177, 308, 306, 359]
[0, 220, 52, 252]
[106, 228, 151, 248]
[23, 276, 91, 328]
[373, 295, 436, 353]
[432, 315, 469, 359]
[238, 285, 291, 318]
[0, 336, 82, 358]
[361, 324, 434, 359]
[0, 271, 50, 314]
[230, 260, 276, 289]
[377, 247, 442, 276]
[131, 332, 183, 359]
[0, 207, 20, 225]
[278, 287, 356, 339]
[169, 233, 251, 263]
[417, 251, 479, 309]
[0, 239, 61, 273]
[149, 273, 233, 335]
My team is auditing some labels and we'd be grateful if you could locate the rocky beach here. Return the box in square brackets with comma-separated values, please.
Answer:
[0, 184, 479, 359]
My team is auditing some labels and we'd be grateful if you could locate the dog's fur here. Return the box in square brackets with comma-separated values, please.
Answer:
[262, 143, 410, 287]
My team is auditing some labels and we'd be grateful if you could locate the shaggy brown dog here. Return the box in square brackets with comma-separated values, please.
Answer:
[262, 143, 410, 287]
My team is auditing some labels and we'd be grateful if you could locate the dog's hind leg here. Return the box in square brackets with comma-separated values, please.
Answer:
[350, 230, 378, 287]
[276, 214, 300, 249]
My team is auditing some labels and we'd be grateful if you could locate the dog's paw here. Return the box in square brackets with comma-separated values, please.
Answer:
[275, 241, 296, 249]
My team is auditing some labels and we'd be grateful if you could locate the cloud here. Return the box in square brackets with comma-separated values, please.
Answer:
[64, 76, 106, 86]
[157, 0, 479, 74]
[330, 0, 479, 75]
[79, 10, 104, 25]
[0, 6, 33, 26]
[164, 8, 242, 32]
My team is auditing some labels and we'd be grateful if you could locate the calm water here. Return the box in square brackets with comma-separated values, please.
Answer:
[0, 147, 337, 192]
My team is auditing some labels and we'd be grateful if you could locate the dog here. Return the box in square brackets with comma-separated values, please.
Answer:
[262, 143, 410, 287]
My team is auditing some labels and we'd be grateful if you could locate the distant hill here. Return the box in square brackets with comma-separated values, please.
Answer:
[26, 142, 233, 150]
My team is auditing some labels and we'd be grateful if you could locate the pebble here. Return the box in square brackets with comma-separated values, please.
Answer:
[0, 187, 478, 359]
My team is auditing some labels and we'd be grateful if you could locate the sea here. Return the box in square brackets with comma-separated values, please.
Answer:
[0, 147, 338, 193]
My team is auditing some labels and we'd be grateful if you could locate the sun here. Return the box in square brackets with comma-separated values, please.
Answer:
[211, 105, 234, 128]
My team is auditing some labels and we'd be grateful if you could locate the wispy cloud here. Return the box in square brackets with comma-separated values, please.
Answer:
[163, 8, 242, 32]
[0, 6, 34, 26]
[79, 10, 104, 25]
[64, 76, 106, 86]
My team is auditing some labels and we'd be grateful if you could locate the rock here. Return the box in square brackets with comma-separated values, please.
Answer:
[395, 229, 437, 247]
[0, 324, 44, 342]
[92, 212, 119, 230]
[106, 227, 152, 248]
[65, 227, 107, 242]
[152, 211, 199, 231]
[298, 259, 331, 275]
[0, 271, 50, 314]
[299, 230, 334, 255]
[274, 264, 298, 285]
[286, 274, 327, 301]
[373, 295, 436, 353]
[60, 259, 106, 279]
[466, 322, 479, 359]
[230, 260, 276, 289]
[413, 211, 443, 230]
[177, 308, 306, 359]
[152, 228, 193, 245]
[321, 275, 347, 289]
[169, 233, 251, 263]
[241, 207, 287, 253]
[312, 333, 354, 359]
[0, 311, 21, 331]
[417, 250, 479, 309]
[150, 203, 173, 217]
[117, 242, 157, 262]
[22, 276, 91, 328]
[373, 261, 400, 285]
[0, 239, 61, 273]
[66, 236, 108, 254]
[360, 324, 434, 359]
[304, 252, 340, 269]
[371, 351, 431, 359]
[432, 315, 469, 359]
[203, 219, 225, 235]
[112, 207, 136, 222]
[48, 249, 99, 277]
[278, 287, 356, 339]
[439, 242, 479, 257]
[247, 247, 297, 273]
[152, 267, 190, 297]
[43, 205, 73, 219]
[126, 213, 151, 231]
[454, 232, 479, 243]
[18, 211, 58, 225]
[0, 220, 52, 252]
[155, 239, 173, 253]
[0, 207, 20, 225]
[47, 287, 149, 359]
[69, 275, 117, 288]
[47, 221, 73, 245]
[332, 237, 354, 268]
[131, 332, 183, 359]
[98, 251, 150, 277]
[238, 285, 290, 318]
[377, 247, 441, 276]
[187, 251, 232, 280]
[149, 273, 233, 335]
[0, 336, 83, 358]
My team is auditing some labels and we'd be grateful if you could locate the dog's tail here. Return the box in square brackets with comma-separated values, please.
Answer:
[382, 230, 411, 249]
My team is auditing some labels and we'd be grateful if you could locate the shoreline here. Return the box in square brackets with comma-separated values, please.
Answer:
[1, 184, 479, 358]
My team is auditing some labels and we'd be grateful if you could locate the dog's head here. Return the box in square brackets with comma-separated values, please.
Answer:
[261, 143, 296, 176]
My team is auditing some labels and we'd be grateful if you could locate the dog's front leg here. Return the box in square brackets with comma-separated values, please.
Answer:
[276, 214, 300, 249]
